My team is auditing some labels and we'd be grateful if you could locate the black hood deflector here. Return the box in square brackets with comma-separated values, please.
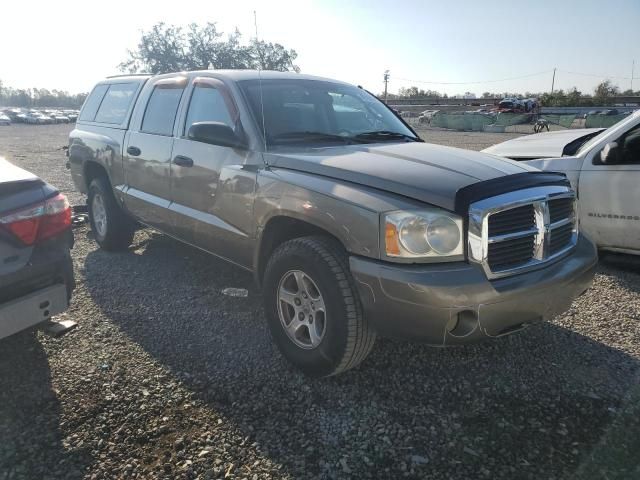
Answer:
[454, 171, 570, 215]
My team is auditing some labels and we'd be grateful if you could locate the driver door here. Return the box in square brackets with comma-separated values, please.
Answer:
[169, 76, 256, 265]
[579, 123, 640, 252]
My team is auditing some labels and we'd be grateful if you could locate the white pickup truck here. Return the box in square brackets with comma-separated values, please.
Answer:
[483, 110, 640, 255]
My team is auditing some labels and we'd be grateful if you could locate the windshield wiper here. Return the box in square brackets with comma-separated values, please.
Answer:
[270, 131, 355, 145]
[354, 130, 422, 142]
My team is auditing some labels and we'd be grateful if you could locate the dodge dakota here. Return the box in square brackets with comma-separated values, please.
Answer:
[69, 71, 597, 376]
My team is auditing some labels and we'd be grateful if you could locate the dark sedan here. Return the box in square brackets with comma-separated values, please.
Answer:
[0, 157, 74, 339]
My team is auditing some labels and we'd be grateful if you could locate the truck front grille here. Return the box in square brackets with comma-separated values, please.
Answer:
[549, 222, 574, 254]
[487, 204, 537, 272]
[468, 186, 578, 279]
[488, 234, 536, 271]
[488, 204, 535, 235]
[549, 197, 574, 223]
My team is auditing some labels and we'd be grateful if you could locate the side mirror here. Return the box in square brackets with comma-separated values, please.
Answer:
[599, 142, 620, 164]
[188, 122, 247, 149]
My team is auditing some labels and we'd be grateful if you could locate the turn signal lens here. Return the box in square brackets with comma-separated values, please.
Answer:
[385, 222, 400, 256]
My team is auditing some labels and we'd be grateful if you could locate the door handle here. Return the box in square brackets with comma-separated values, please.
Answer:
[127, 146, 141, 156]
[174, 155, 194, 167]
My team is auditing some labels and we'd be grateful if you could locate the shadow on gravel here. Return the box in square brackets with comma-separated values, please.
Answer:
[0, 331, 91, 479]
[600, 252, 640, 281]
[84, 232, 640, 479]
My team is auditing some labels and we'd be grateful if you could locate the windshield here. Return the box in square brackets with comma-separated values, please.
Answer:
[238, 79, 417, 146]
[576, 111, 640, 156]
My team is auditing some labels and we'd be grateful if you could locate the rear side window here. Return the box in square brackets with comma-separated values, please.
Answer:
[94, 83, 139, 124]
[184, 85, 233, 134]
[141, 85, 185, 136]
[78, 84, 108, 122]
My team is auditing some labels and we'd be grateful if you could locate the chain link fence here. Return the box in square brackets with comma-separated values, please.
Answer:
[406, 110, 634, 132]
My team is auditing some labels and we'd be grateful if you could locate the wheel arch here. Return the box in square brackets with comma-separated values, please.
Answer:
[254, 214, 348, 287]
[83, 160, 112, 192]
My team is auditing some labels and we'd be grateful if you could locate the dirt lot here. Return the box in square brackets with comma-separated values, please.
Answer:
[1, 124, 639, 480]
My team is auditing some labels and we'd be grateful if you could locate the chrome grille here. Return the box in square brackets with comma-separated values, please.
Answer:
[488, 234, 536, 270]
[549, 197, 574, 223]
[488, 204, 535, 235]
[549, 222, 574, 254]
[468, 186, 578, 279]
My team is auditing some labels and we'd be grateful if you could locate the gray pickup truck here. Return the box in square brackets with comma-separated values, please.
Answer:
[69, 70, 597, 376]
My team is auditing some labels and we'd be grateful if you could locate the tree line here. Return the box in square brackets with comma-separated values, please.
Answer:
[0, 81, 87, 108]
[387, 80, 640, 107]
[6, 21, 636, 109]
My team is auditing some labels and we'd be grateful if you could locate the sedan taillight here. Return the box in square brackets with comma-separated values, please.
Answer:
[0, 193, 71, 245]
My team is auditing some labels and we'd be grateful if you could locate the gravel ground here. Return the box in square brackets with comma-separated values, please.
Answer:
[1, 124, 639, 480]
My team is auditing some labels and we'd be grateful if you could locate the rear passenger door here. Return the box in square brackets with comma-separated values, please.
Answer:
[169, 77, 255, 263]
[123, 76, 186, 231]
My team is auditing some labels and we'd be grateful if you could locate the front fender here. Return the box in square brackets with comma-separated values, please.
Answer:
[523, 156, 584, 191]
[254, 170, 382, 260]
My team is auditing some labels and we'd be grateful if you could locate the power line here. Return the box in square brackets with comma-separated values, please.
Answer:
[557, 69, 635, 80]
[393, 70, 553, 85]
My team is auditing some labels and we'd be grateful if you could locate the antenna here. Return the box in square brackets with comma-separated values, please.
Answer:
[254, 10, 268, 153]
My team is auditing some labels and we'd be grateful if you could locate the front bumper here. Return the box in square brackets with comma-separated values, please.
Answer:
[350, 234, 597, 344]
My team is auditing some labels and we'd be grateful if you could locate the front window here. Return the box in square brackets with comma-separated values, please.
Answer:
[184, 84, 233, 134]
[578, 111, 640, 156]
[238, 79, 418, 146]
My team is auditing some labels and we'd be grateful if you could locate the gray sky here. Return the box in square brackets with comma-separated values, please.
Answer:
[1, 0, 638, 96]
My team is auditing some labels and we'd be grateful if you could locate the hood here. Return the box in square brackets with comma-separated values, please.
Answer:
[265, 142, 537, 211]
[482, 128, 604, 159]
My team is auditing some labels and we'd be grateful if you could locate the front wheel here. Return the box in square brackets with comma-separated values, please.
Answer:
[263, 236, 376, 377]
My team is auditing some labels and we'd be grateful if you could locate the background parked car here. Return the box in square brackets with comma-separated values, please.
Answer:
[0, 113, 11, 126]
[418, 109, 439, 124]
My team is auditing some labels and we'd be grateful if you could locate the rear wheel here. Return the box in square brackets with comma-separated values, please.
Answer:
[88, 177, 134, 251]
[263, 236, 376, 376]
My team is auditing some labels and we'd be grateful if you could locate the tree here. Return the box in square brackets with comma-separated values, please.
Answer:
[565, 87, 582, 106]
[395, 86, 443, 99]
[119, 22, 299, 74]
[593, 80, 619, 105]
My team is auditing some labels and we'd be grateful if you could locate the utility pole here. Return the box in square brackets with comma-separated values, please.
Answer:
[383, 70, 390, 103]
[551, 67, 556, 94]
[632, 60, 635, 92]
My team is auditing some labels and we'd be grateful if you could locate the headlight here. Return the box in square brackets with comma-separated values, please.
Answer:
[383, 209, 464, 261]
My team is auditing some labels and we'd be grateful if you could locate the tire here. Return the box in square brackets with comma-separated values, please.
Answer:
[263, 236, 376, 377]
[88, 177, 134, 251]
